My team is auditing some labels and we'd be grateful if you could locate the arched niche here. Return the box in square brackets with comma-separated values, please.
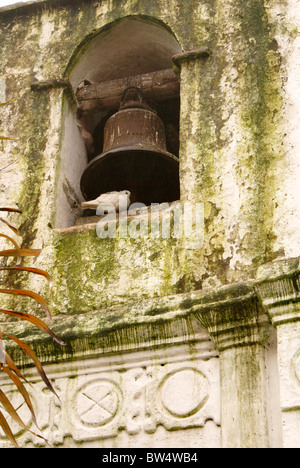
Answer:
[56, 16, 182, 228]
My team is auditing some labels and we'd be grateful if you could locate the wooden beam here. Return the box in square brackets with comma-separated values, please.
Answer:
[76, 68, 180, 113]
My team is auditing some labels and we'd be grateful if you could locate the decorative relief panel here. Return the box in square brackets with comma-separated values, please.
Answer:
[0, 347, 220, 448]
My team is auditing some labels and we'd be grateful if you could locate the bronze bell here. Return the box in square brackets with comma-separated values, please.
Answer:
[80, 87, 180, 206]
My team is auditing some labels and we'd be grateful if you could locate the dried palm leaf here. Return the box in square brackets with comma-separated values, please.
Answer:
[0, 409, 18, 447]
[2, 333, 60, 401]
[0, 205, 63, 446]
[0, 309, 64, 345]
[0, 289, 52, 319]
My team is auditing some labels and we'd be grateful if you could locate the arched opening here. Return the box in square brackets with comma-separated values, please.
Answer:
[57, 17, 182, 227]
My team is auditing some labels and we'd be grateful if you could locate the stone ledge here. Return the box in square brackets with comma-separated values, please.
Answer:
[256, 257, 300, 282]
[0, 0, 82, 15]
[3, 257, 300, 366]
[5, 259, 300, 364]
[2, 280, 260, 366]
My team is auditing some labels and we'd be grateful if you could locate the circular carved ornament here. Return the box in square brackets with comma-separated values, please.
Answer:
[76, 380, 121, 427]
[160, 368, 209, 418]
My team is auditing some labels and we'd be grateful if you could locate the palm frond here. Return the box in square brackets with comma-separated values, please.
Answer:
[0, 207, 63, 446]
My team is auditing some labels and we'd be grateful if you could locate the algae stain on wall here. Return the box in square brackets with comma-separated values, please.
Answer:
[51, 226, 185, 314]
[235, 0, 286, 264]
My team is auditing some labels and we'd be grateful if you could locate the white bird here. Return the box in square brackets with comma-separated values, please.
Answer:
[80, 190, 131, 212]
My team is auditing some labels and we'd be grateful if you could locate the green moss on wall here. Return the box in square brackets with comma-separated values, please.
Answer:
[237, 0, 285, 263]
[17, 91, 50, 243]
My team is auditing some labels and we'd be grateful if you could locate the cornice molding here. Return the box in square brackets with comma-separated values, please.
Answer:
[3, 257, 300, 365]
[255, 257, 300, 326]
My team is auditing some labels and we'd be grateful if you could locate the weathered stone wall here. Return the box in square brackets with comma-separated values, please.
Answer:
[0, 0, 299, 312]
[0, 0, 299, 448]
